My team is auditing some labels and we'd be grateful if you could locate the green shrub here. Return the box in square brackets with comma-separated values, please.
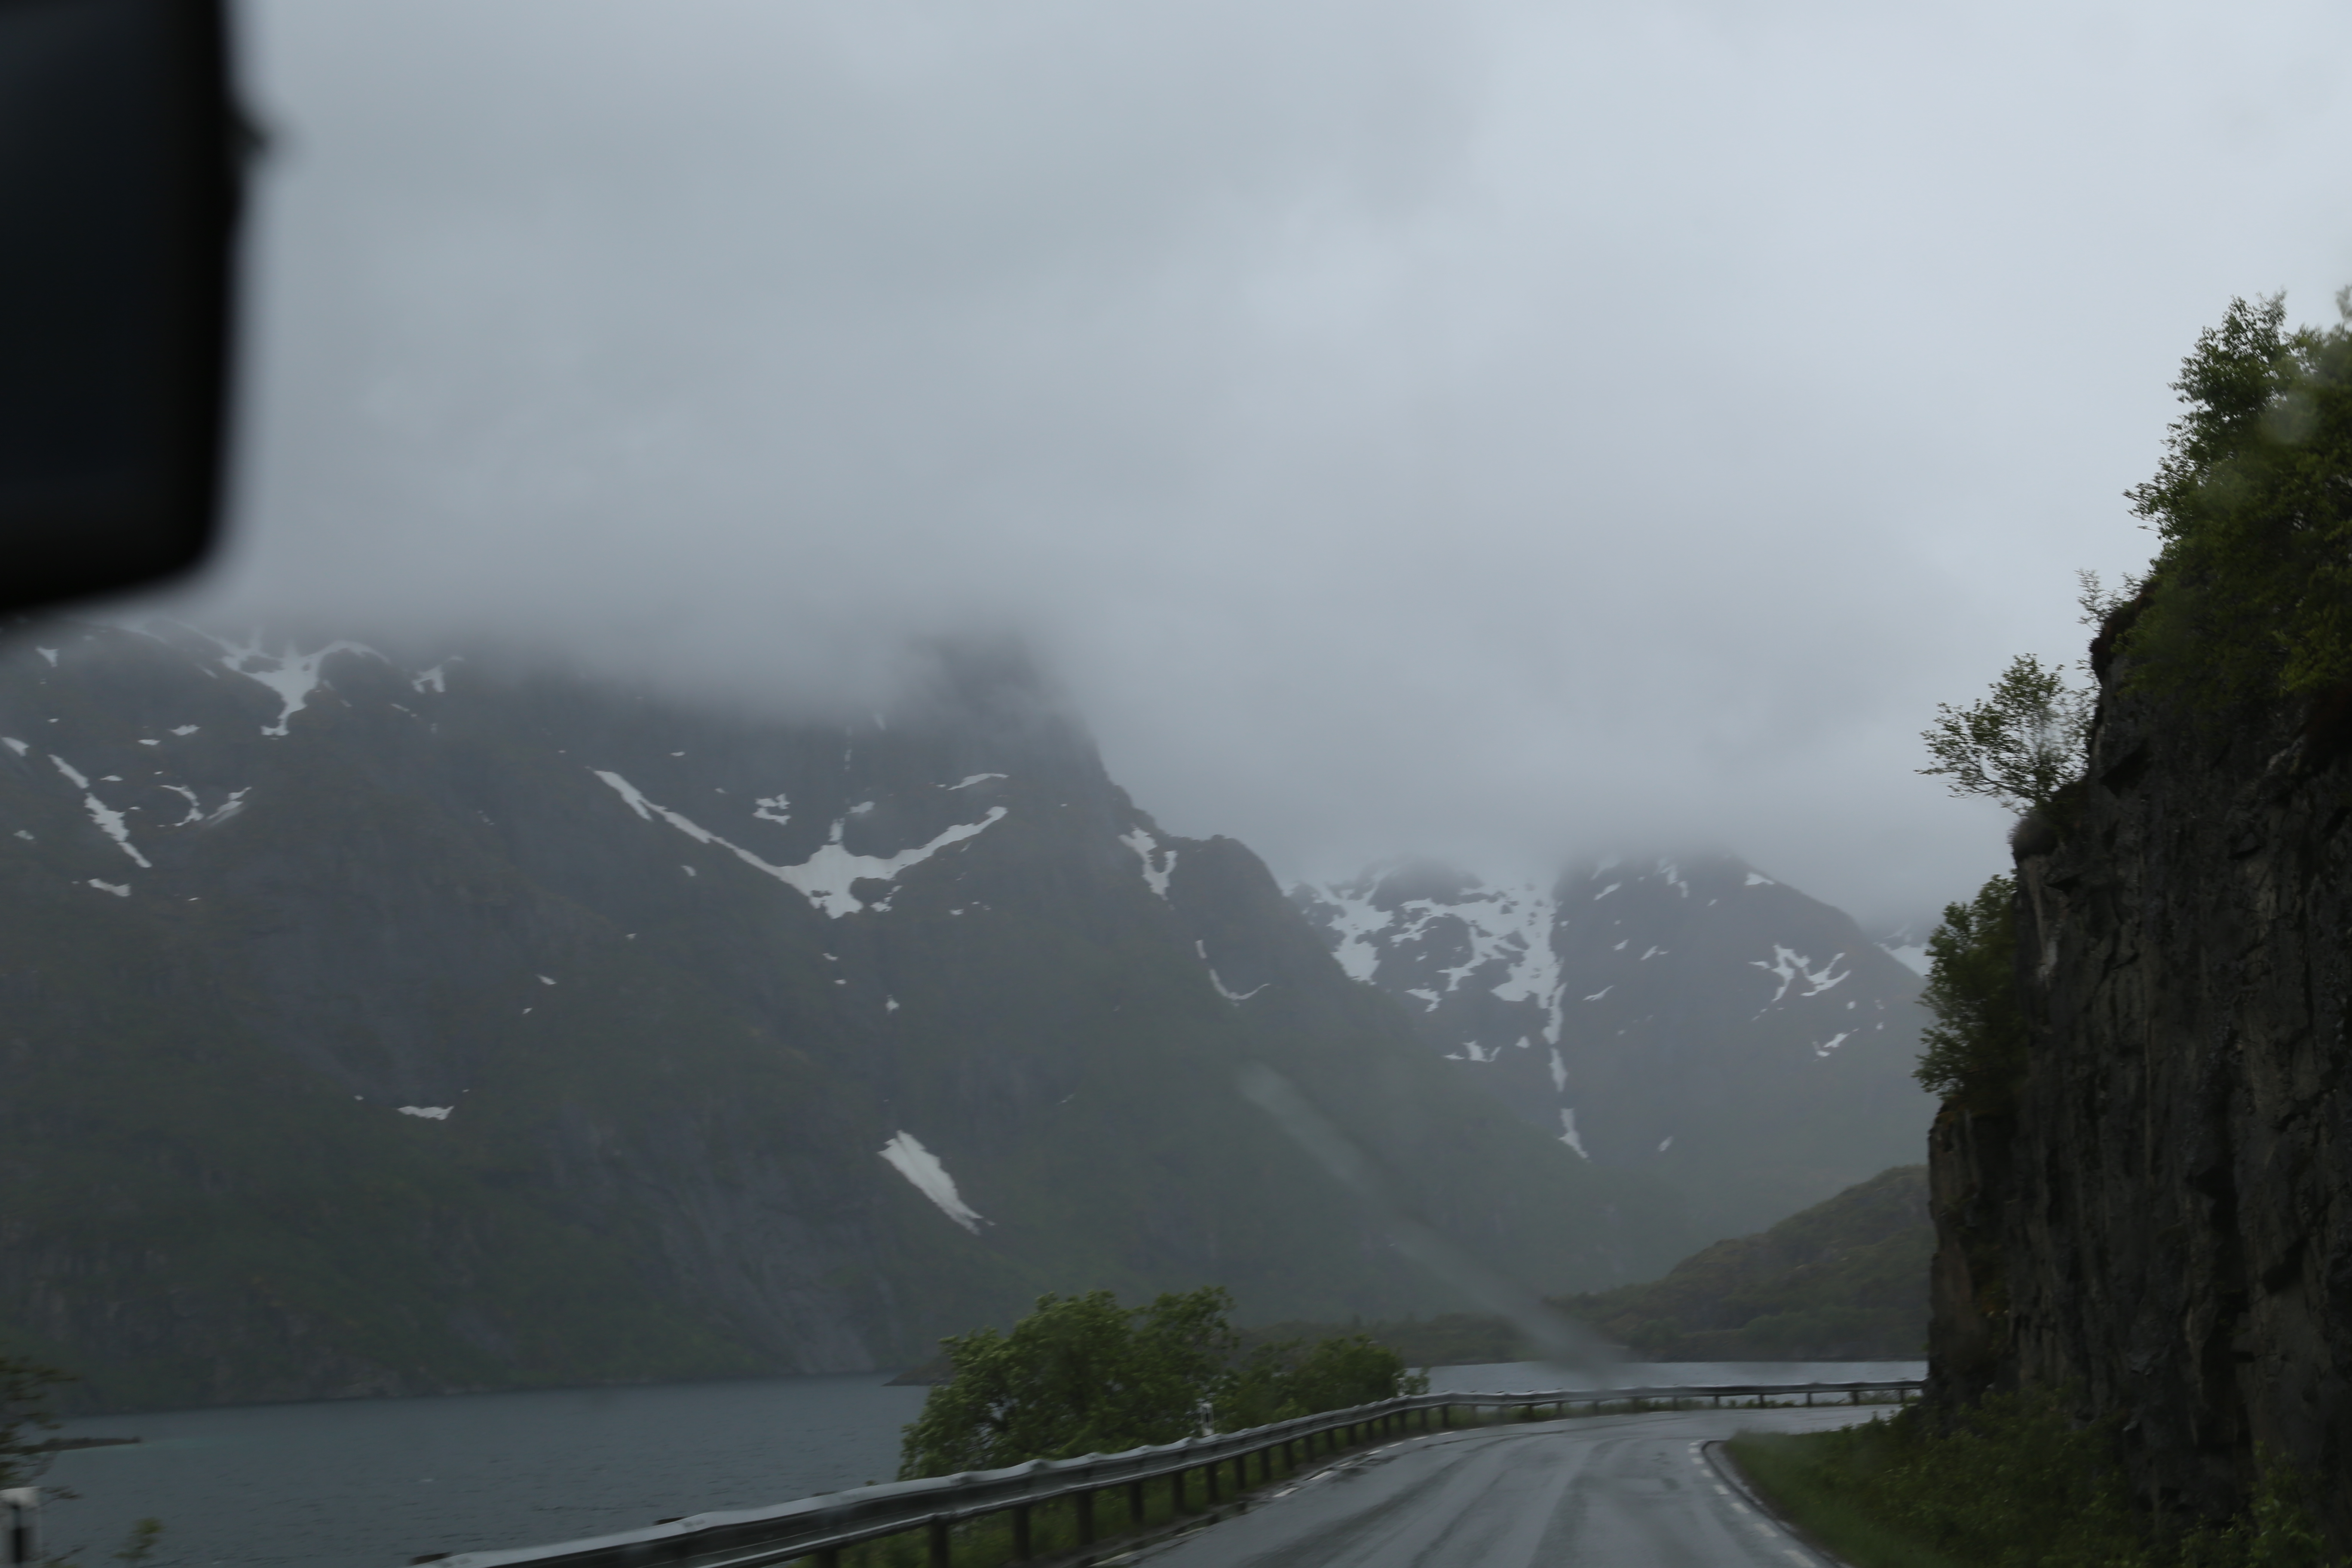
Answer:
[896, 1287, 1427, 1479]
[897, 1287, 1237, 1477]
[1214, 1333, 1426, 1430]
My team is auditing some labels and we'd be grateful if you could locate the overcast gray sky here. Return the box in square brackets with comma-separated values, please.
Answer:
[147, 0, 2352, 925]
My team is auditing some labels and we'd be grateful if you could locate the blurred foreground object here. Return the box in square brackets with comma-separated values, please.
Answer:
[0, 0, 240, 614]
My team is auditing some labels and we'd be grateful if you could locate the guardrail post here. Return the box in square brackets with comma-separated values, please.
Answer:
[3, 1490, 38, 1568]
[1205, 1458, 1221, 1503]
[1173, 1468, 1189, 1515]
[926, 1515, 950, 1568]
[815, 1550, 840, 1568]
[1011, 1502, 1032, 1559]
[1128, 1479, 1146, 1526]
[1075, 1488, 1096, 1545]
[1804, 1390, 1813, 1407]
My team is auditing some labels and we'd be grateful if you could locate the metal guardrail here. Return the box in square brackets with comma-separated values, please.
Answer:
[422, 1379, 1923, 1568]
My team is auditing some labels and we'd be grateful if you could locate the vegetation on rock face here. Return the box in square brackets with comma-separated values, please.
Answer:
[896, 1287, 1424, 1479]
[1914, 876, 2027, 1111]
[1919, 655, 2093, 816]
[1731, 1393, 2340, 1568]
[2118, 291, 2352, 709]
[1562, 1165, 1929, 1360]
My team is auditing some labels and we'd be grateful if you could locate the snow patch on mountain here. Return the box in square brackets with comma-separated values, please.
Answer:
[1211, 971, 1266, 1003]
[50, 755, 149, 867]
[594, 769, 1006, 918]
[203, 634, 386, 736]
[879, 1132, 987, 1234]
[1118, 826, 1176, 900]
[1751, 945, 1850, 1004]
[1558, 1109, 1588, 1158]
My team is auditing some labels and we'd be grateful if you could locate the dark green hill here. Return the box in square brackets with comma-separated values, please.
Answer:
[1561, 1164, 1929, 1360]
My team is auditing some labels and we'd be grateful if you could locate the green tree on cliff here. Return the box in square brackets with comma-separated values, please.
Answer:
[1914, 875, 2027, 1109]
[2120, 290, 2352, 706]
[1918, 654, 2091, 815]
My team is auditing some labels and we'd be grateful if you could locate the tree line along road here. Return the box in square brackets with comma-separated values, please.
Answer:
[1113, 1404, 1871, 1568]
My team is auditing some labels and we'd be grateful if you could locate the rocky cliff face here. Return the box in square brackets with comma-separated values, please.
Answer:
[1927, 649, 2352, 1536]
[0, 624, 1694, 1413]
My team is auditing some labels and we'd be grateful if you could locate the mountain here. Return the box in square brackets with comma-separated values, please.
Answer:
[1292, 857, 1936, 1240]
[1563, 1164, 1929, 1360]
[0, 624, 1694, 1413]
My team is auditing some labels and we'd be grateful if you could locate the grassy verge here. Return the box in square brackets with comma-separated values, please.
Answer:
[1727, 1393, 2340, 1568]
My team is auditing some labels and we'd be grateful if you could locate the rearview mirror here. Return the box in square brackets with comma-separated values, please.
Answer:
[0, 0, 242, 615]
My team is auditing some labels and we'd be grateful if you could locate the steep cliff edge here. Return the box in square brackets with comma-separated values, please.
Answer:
[1927, 657, 2352, 1534]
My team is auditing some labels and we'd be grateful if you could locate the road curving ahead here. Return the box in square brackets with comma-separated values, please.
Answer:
[1116, 1404, 1873, 1568]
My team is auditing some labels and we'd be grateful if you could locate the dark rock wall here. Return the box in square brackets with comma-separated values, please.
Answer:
[1927, 666, 2352, 1536]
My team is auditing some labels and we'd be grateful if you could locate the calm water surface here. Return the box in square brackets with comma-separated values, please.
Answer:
[45, 1360, 1922, 1567]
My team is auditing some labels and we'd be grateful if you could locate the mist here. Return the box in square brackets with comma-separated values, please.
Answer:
[124, 0, 2352, 927]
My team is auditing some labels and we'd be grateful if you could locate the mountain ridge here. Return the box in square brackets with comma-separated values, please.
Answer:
[0, 623, 1695, 1413]
[1292, 854, 1936, 1239]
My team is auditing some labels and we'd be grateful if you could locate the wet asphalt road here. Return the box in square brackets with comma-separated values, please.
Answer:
[1121, 1405, 1874, 1568]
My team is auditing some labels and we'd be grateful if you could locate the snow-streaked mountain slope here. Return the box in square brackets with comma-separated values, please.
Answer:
[0, 625, 1691, 1413]
[1293, 855, 1936, 1241]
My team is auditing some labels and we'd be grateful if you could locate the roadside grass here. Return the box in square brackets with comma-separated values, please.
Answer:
[1727, 1393, 2341, 1568]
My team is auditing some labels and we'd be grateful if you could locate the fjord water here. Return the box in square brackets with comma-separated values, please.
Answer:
[46, 1362, 1923, 1567]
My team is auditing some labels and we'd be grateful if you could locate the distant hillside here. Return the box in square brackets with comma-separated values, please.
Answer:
[1293, 860, 1937, 1240]
[1562, 1164, 1929, 1360]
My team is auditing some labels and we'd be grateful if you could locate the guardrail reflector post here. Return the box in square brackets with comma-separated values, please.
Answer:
[3, 1491, 38, 1568]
